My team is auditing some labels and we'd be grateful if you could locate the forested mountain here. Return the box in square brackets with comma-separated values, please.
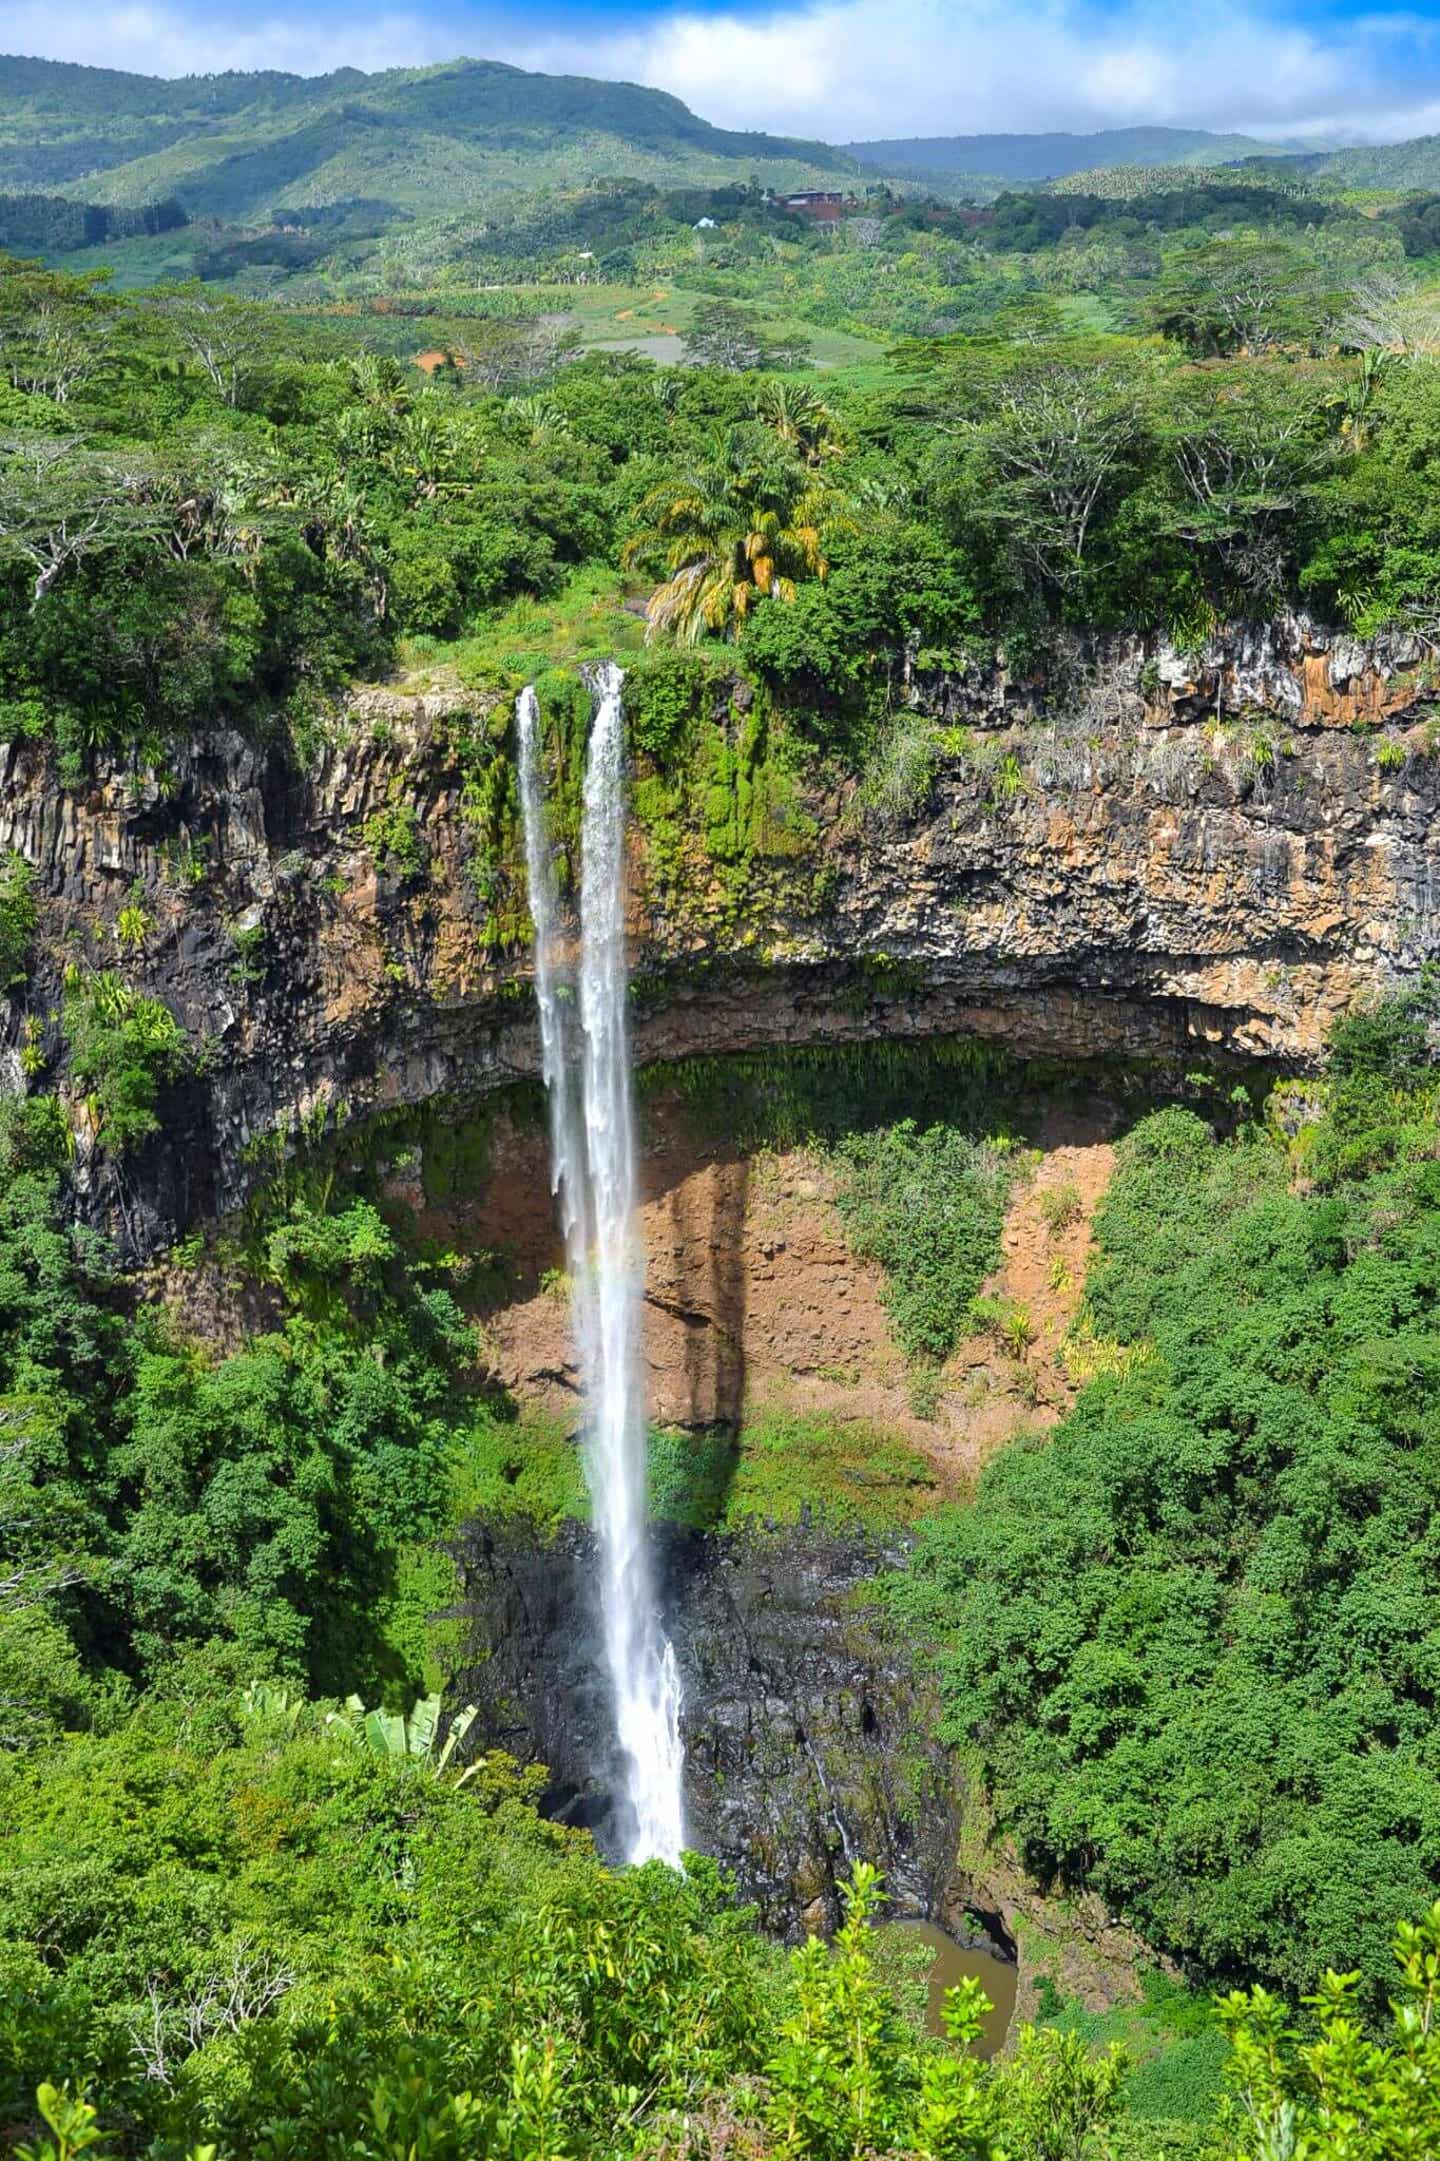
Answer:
[843, 124, 1299, 181]
[0, 53, 857, 216]
[1298, 132, 1440, 190]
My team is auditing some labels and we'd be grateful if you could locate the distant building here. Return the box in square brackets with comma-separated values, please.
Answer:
[694, 216, 717, 229]
[779, 189, 855, 222]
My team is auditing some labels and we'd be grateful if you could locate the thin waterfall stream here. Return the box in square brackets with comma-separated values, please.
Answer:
[516, 665, 686, 1866]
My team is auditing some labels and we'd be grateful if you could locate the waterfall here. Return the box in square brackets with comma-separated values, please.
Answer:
[516, 686, 587, 1263]
[516, 666, 686, 1867]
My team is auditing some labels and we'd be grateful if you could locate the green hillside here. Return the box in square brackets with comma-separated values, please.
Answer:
[843, 124, 1302, 182]
[0, 53, 856, 218]
[1302, 134, 1440, 190]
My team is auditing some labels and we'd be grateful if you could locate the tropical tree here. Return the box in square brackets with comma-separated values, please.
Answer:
[0, 262, 119, 408]
[0, 436, 161, 608]
[325, 1689, 482, 1776]
[504, 393, 572, 445]
[969, 358, 1143, 596]
[1144, 236, 1344, 356]
[683, 299, 810, 371]
[1219, 1903, 1440, 2160]
[1152, 362, 1334, 597]
[753, 378, 846, 465]
[624, 422, 848, 642]
[138, 285, 287, 408]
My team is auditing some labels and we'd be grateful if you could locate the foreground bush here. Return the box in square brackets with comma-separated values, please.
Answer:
[12, 1728, 1440, 2161]
[1, 1724, 1135, 2161]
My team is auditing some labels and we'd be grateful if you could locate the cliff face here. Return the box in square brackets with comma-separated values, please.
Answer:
[453, 1518, 969, 1941]
[3, 612, 1438, 1255]
[454, 1513, 1158, 2012]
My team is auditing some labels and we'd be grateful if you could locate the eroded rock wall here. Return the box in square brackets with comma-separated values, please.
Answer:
[453, 1517, 962, 1939]
[3, 612, 1439, 1254]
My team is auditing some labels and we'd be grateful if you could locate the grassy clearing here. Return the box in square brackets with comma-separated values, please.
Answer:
[656, 1408, 942, 1534]
[449, 1403, 941, 1539]
[389, 564, 648, 693]
[49, 230, 201, 286]
[1034, 1971, 1227, 2142]
[528, 278, 890, 369]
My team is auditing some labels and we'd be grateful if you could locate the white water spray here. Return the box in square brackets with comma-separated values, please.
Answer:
[516, 667, 686, 1866]
[516, 686, 587, 1262]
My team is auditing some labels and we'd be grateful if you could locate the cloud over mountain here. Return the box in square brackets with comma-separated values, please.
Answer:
[5, 0, 1440, 146]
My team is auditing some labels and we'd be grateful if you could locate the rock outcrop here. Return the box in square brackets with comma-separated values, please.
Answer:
[453, 1516, 970, 1941]
[3, 612, 1438, 1254]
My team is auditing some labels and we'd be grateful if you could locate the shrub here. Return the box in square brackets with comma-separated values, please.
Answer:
[853, 714, 939, 831]
[61, 969, 187, 1156]
[893, 1077, 1440, 2007]
[0, 851, 37, 986]
[624, 646, 713, 764]
[834, 1121, 1017, 1362]
[970, 1293, 1036, 1357]
[361, 799, 427, 879]
[1328, 966, 1439, 1084]
[1037, 1178, 1083, 1236]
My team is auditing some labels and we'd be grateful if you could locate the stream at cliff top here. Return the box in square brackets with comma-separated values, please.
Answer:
[516, 665, 685, 1867]
[880, 1919, 1019, 2056]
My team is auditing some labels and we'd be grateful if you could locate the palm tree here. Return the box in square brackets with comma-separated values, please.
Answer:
[623, 423, 846, 643]
[504, 393, 572, 445]
[753, 378, 846, 466]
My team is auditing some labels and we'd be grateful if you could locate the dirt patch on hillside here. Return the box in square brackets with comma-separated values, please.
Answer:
[931, 1106, 1117, 1480]
[410, 1092, 1122, 1489]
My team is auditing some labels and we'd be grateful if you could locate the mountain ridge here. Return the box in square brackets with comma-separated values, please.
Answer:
[0, 52, 858, 214]
[844, 124, 1321, 181]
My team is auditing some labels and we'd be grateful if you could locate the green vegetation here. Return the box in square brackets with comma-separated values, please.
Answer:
[0, 54, 854, 222]
[655, 1409, 942, 1533]
[0, 1761, 1158, 2161]
[10, 58, 1440, 2155]
[0, 1097, 475, 1715]
[1218, 1899, 1440, 2160]
[624, 416, 842, 640]
[1, 137, 1438, 791]
[892, 980, 1440, 2009]
[6, 979, 1440, 2148]
[658, 1039, 1023, 1154]
[0, 1688, 776, 2158]
[0, 847, 37, 984]
[9, 1714, 1440, 2161]
[834, 1123, 1020, 1363]
[60, 969, 187, 1155]
[0, 192, 185, 255]
[454, 1406, 939, 1537]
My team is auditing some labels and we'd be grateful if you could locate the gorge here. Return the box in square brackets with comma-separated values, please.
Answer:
[5, 609, 1438, 2025]
[11, 85, 1440, 2153]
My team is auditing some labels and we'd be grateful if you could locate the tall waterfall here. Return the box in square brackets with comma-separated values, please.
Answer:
[516, 685, 587, 1265]
[516, 666, 686, 1867]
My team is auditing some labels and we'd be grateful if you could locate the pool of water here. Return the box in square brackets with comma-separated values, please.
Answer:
[880, 1917, 1019, 2057]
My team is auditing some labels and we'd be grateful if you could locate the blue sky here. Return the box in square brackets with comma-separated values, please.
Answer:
[8, 0, 1440, 144]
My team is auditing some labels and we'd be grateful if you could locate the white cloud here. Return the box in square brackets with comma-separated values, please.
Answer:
[515, 0, 1401, 143]
[3, 0, 1440, 148]
[2, 2, 453, 78]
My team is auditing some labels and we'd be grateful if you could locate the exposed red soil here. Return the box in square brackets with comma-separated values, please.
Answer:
[405, 1093, 1121, 1488]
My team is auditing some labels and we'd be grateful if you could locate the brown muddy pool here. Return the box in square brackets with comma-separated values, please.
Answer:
[880, 1918, 1019, 2056]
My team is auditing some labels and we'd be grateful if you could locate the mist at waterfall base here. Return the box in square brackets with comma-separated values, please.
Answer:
[516, 667, 686, 1868]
